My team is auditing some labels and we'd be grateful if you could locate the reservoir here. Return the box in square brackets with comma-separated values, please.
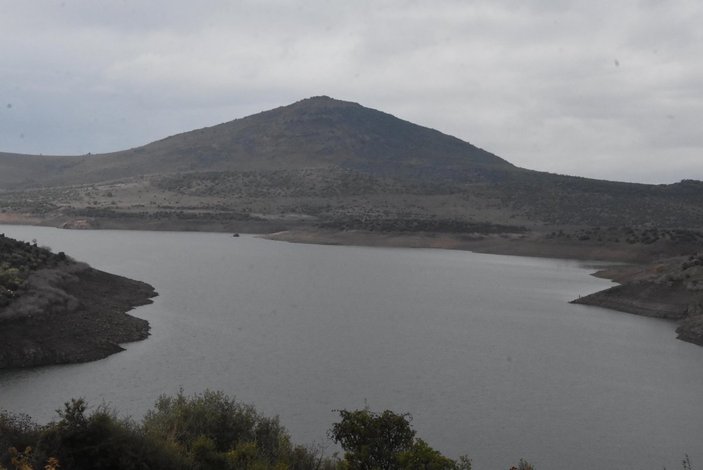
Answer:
[1, 225, 702, 470]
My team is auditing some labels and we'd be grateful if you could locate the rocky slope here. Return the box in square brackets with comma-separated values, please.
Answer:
[0, 234, 156, 369]
[572, 253, 703, 346]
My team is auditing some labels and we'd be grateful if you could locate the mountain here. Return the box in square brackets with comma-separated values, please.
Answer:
[0, 96, 513, 188]
[0, 96, 702, 238]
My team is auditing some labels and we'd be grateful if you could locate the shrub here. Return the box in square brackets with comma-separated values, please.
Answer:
[142, 389, 325, 469]
[34, 399, 187, 470]
[0, 411, 40, 468]
[329, 408, 470, 470]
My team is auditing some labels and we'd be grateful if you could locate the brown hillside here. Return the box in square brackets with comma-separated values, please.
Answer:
[0, 96, 701, 232]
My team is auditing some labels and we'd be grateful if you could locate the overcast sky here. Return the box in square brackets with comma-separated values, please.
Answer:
[1, 0, 701, 183]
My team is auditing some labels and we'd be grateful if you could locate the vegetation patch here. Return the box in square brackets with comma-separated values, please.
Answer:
[0, 390, 537, 470]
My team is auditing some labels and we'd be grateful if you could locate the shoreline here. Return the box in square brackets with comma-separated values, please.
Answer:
[0, 264, 157, 369]
[260, 229, 679, 263]
[571, 256, 703, 347]
[1, 215, 699, 263]
[262, 229, 703, 346]
[3, 220, 701, 358]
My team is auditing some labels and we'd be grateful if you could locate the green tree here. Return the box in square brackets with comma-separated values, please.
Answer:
[330, 409, 415, 470]
[34, 399, 187, 470]
[397, 439, 459, 470]
[329, 409, 470, 470]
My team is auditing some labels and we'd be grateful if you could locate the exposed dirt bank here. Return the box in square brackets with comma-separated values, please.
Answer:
[572, 255, 703, 346]
[0, 212, 286, 234]
[261, 229, 696, 263]
[2, 213, 701, 263]
[0, 263, 156, 369]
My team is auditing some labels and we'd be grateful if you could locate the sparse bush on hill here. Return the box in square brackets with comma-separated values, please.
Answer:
[0, 235, 71, 310]
[545, 226, 703, 248]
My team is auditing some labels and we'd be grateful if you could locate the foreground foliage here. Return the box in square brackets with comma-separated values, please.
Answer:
[1, 391, 331, 470]
[15, 389, 694, 469]
[0, 391, 696, 470]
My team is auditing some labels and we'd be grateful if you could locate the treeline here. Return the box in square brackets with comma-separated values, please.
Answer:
[63, 207, 260, 222]
[546, 226, 703, 245]
[0, 390, 541, 470]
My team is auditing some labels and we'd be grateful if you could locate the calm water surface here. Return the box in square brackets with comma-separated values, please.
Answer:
[1, 226, 702, 470]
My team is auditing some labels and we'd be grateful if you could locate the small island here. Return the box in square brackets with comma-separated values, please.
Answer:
[0, 234, 156, 369]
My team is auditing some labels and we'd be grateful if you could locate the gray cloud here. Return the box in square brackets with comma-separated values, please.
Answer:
[0, 0, 701, 183]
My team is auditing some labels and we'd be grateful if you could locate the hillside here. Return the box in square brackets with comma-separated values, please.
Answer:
[0, 234, 156, 369]
[0, 96, 513, 188]
[0, 96, 702, 239]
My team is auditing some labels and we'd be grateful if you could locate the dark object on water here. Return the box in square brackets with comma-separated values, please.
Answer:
[233, 233, 240, 238]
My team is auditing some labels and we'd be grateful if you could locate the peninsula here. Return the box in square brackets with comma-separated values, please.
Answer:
[0, 234, 156, 369]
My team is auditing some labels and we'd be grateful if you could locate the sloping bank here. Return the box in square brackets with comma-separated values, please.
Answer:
[0, 235, 156, 369]
[572, 254, 703, 346]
